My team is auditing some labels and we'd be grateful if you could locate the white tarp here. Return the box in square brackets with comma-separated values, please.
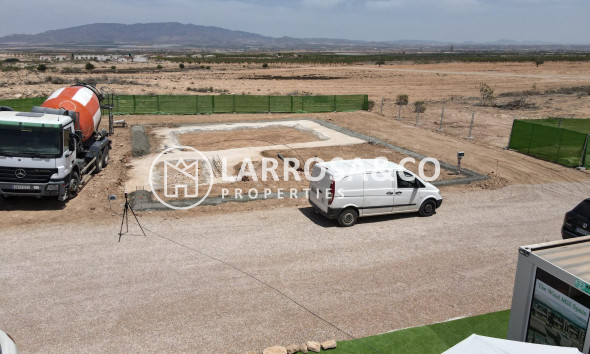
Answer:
[443, 334, 582, 354]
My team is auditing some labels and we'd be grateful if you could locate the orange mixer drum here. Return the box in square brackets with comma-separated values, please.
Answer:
[42, 85, 101, 143]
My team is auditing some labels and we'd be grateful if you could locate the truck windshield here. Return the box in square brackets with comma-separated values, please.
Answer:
[0, 124, 61, 157]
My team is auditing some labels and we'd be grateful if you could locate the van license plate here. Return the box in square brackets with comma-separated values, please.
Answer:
[575, 227, 590, 236]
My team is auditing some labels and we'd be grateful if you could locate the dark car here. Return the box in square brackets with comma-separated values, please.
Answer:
[562, 199, 590, 239]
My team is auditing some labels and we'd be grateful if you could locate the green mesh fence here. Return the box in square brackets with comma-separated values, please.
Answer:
[0, 94, 368, 115]
[509, 119, 589, 168]
[0, 97, 47, 111]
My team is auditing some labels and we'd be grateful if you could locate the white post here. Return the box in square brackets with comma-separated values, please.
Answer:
[466, 112, 475, 139]
[438, 106, 444, 132]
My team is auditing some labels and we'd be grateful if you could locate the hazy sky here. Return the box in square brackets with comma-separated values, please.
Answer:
[1, 0, 589, 43]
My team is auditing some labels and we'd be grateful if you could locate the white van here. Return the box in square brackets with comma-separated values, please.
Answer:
[309, 159, 442, 226]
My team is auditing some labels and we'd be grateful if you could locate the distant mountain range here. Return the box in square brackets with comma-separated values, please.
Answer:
[0, 22, 579, 50]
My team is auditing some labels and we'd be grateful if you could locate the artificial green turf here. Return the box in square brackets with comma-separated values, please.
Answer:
[331, 309, 510, 354]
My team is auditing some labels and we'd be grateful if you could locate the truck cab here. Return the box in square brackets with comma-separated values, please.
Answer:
[0, 108, 110, 201]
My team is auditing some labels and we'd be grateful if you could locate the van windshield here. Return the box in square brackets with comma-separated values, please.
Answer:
[0, 123, 61, 157]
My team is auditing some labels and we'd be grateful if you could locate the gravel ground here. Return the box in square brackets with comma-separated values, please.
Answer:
[1, 181, 588, 353]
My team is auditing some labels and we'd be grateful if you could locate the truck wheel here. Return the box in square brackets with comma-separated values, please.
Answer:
[102, 149, 110, 167]
[338, 208, 358, 227]
[94, 151, 104, 173]
[419, 200, 436, 217]
[68, 171, 80, 198]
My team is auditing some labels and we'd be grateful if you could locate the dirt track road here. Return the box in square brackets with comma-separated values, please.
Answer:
[1, 181, 587, 353]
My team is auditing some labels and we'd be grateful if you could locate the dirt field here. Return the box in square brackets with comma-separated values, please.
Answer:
[1, 60, 590, 352]
[1, 181, 588, 353]
[177, 126, 321, 150]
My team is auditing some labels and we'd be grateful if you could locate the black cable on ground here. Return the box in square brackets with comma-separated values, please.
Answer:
[125, 220, 382, 354]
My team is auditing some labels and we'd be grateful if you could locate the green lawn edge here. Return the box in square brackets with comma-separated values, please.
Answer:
[332, 309, 510, 354]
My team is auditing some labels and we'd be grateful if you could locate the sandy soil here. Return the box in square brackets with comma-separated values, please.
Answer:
[1, 181, 587, 353]
[177, 126, 321, 150]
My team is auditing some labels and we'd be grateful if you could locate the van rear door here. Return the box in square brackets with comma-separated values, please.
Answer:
[310, 164, 332, 212]
[362, 170, 394, 215]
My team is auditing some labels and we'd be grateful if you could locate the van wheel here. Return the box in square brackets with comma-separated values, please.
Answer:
[338, 208, 358, 227]
[419, 200, 436, 217]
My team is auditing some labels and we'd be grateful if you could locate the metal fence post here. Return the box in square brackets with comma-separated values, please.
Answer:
[555, 129, 564, 163]
[397, 105, 401, 120]
[333, 95, 337, 112]
[580, 134, 589, 168]
[156, 95, 160, 113]
[466, 112, 475, 139]
[196, 95, 199, 114]
[380, 98, 384, 115]
[415, 111, 420, 126]
[438, 106, 444, 132]
[290, 96, 294, 113]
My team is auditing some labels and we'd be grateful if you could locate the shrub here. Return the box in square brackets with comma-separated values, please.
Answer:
[534, 58, 545, 67]
[37, 64, 47, 72]
[61, 66, 82, 74]
[85, 62, 95, 71]
[395, 94, 409, 106]
[3, 58, 19, 63]
[157, 64, 163, 69]
[110, 65, 116, 70]
[1, 66, 20, 72]
[262, 63, 268, 68]
[479, 83, 495, 105]
[414, 101, 426, 113]
[179, 63, 185, 69]
[376, 60, 385, 66]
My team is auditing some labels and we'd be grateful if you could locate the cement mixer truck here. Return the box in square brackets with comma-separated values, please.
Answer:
[0, 83, 113, 201]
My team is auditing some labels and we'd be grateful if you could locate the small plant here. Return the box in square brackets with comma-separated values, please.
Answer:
[534, 58, 545, 67]
[205, 66, 211, 70]
[157, 64, 163, 69]
[262, 63, 268, 68]
[376, 60, 385, 66]
[85, 62, 95, 71]
[395, 94, 409, 106]
[3, 58, 19, 63]
[110, 65, 116, 70]
[37, 64, 47, 72]
[414, 101, 426, 113]
[179, 63, 185, 69]
[479, 83, 495, 106]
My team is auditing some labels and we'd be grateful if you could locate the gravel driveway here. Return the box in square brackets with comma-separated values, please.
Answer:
[1, 181, 587, 353]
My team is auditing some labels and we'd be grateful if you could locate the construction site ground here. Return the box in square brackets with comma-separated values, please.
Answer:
[0, 61, 589, 352]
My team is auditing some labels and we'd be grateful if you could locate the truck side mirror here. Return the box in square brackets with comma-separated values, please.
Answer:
[68, 137, 76, 151]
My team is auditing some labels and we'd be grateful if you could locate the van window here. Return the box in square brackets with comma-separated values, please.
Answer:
[397, 171, 424, 189]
